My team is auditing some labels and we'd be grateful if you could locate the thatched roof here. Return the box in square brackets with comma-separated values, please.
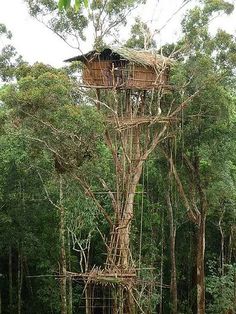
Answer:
[64, 47, 172, 68]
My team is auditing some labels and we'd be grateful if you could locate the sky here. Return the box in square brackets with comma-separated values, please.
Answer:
[0, 0, 235, 68]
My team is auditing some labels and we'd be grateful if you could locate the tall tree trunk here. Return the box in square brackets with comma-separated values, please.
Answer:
[167, 152, 208, 314]
[166, 190, 178, 314]
[60, 210, 67, 314]
[67, 236, 73, 314]
[85, 284, 92, 314]
[68, 277, 72, 314]
[109, 170, 143, 314]
[59, 176, 67, 314]
[219, 209, 225, 275]
[9, 246, 13, 311]
[60, 208, 67, 314]
[106, 127, 143, 313]
[117, 166, 143, 269]
[228, 228, 232, 264]
[195, 156, 207, 314]
[159, 209, 164, 314]
[24, 257, 33, 297]
[196, 214, 206, 314]
[234, 266, 236, 314]
[100, 91, 167, 313]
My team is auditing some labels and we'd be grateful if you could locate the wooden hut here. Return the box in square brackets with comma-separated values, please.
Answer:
[65, 47, 171, 90]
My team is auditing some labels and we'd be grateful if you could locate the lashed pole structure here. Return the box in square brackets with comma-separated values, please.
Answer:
[66, 47, 174, 313]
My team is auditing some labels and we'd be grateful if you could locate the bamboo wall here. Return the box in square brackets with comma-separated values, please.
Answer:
[82, 60, 168, 90]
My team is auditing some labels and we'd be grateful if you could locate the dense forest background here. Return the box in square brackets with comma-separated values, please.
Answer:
[0, 0, 236, 313]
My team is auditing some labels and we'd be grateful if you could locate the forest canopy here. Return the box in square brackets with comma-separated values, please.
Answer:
[0, 0, 235, 313]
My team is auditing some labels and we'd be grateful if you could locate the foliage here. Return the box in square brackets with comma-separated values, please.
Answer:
[0, 24, 25, 82]
[206, 264, 236, 313]
[25, 0, 145, 49]
[0, 0, 236, 313]
[0, 61, 108, 312]
[58, 0, 89, 12]
[125, 17, 156, 49]
[1, 63, 105, 174]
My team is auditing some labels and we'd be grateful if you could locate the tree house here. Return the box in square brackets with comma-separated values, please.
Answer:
[65, 47, 171, 90]
[65, 47, 173, 313]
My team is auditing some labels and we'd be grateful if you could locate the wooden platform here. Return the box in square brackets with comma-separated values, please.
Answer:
[66, 268, 136, 286]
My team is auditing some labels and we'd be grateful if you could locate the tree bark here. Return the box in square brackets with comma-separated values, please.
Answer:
[166, 190, 178, 314]
[159, 209, 164, 314]
[85, 284, 92, 314]
[59, 176, 67, 314]
[166, 152, 207, 314]
[67, 237, 73, 314]
[194, 156, 207, 314]
[219, 209, 225, 275]
[234, 267, 236, 314]
[117, 165, 143, 269]
[196, 214, 206, 314]
[60, 206, 67, 314]
[104, 122, 144, 313]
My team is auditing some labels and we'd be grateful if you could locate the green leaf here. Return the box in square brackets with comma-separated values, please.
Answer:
[65, 0, 71, 9]
[58, 0, 65, 10]
[83, 0, 89, 8]
[58, 0, 71, 10]
[74, 0, 81, 12]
